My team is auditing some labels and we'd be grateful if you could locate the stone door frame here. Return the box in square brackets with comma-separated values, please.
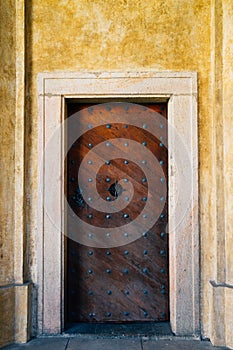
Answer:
[37, 71, 199, 335]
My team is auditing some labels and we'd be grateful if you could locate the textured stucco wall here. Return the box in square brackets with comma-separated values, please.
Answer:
[0, 0, 16, 286]
[1, 0, 233, 347]
[0, 0, 16, 346]
[26, 0, 212, 273]
[0, 1, 29, 346]
[223, 1, 233, 285]
[25, 0, 213, 335]
[0, 288, 15, 347]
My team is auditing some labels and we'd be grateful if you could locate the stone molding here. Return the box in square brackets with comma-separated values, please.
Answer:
[37, 71, 199, 335]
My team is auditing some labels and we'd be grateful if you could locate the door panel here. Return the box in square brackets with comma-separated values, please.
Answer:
[65, 102, 168, 324]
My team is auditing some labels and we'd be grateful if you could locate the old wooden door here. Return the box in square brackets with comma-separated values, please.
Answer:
[65, 102, 168, 324]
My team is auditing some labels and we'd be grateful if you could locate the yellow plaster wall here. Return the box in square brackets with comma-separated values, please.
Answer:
[29, 0, 210, 70]
[0, 0, 16, 346]
[0, 1, 29, 346]
[26, 0, 214, 337]
[26, 0, 212, 274]
[223, 1, 233, 285]
[0, 288, 15, 347]
[0, 0, 16, 287]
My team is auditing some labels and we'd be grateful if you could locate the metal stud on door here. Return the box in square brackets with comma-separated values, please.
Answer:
[66, 102, 168, 324]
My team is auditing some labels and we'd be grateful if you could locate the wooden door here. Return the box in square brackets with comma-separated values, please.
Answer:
[65, 102, 168, 324]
